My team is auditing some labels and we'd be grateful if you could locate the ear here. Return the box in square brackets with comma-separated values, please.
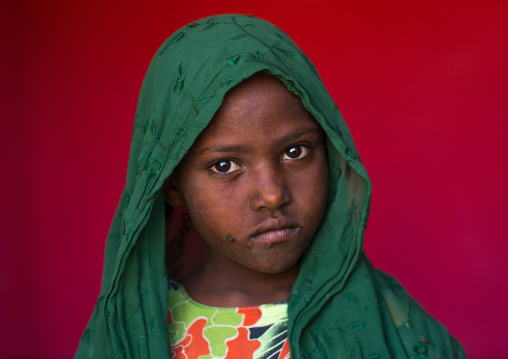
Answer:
[162, 173, 185, 208]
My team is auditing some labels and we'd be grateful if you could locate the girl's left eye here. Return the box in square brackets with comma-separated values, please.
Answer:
[210, 160, 241, 174]
[282, 145, 310, 160]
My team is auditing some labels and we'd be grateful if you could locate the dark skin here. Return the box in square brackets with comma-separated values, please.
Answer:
[165, 73, 328, 307]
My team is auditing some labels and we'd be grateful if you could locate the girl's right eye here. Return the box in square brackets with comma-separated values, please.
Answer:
[210, 160, 241, 174]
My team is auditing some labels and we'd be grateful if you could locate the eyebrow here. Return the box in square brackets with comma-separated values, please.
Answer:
[198, 144, 252, 156]
[197, 126, 322, 156]
[277, 126, 322, 146]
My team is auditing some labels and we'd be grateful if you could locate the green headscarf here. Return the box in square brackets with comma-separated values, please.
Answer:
[76, 14, 465, 358]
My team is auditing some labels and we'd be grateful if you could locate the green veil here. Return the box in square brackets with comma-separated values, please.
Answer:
[76, 14, 465, 358]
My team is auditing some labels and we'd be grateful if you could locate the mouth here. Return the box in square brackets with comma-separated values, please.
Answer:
[249, 218, 301, 244]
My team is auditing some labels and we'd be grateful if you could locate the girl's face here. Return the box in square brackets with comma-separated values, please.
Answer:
[167, 74, 328, 275]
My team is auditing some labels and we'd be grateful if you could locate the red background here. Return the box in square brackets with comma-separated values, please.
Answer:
[2, 0, 507, 357]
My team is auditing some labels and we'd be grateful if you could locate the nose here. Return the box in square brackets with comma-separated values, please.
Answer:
[249, 167, 292, 212]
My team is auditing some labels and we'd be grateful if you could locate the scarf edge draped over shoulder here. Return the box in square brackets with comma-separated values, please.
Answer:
[75, 14, 466, 359]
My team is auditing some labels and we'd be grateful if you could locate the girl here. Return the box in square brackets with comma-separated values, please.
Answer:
[76, 14, 465, 358]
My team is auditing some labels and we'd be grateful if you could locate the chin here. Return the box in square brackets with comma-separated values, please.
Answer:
[251, 258, 298, 275]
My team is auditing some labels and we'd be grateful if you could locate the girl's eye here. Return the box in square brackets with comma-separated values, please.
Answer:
[282, 145, 310, 160]
[210, 160, 241, 173]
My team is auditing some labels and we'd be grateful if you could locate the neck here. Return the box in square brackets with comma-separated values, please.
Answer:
[181, 252, 300, 307]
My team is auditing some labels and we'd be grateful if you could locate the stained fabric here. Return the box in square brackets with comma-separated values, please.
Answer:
[76, 14, 465, 358]
[167, 280, 290, 359]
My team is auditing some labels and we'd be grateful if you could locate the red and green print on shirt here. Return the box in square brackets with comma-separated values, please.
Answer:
[168, 280, 290, 359]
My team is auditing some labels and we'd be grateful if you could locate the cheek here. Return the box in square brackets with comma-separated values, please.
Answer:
[305, 153, 328, 198]
[298, 154, 329, 223]
[180, 175, 236, 236]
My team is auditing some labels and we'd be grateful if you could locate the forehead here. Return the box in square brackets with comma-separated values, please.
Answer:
[190, 73, 321, 152]
[216, 73, 302, 119]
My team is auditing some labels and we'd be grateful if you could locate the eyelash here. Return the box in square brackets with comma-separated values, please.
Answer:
[209, 160, 242, 174]
[209, 145, 311, 174]
[282, 145, 310, 161]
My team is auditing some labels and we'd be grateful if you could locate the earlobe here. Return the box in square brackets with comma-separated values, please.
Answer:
[162, 173, 185, 207]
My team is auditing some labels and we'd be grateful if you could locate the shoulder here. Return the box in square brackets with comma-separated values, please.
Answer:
[368, 261, 467, 358]
[295, 256, 466, 358]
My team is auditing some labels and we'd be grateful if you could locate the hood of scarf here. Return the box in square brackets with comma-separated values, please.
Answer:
[76, 14, 464, 359]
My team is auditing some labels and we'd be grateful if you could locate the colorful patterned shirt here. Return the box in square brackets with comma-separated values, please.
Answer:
[168, 280, 291, 359]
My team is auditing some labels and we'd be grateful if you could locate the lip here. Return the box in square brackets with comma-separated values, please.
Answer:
[249, 218, 300, 244]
